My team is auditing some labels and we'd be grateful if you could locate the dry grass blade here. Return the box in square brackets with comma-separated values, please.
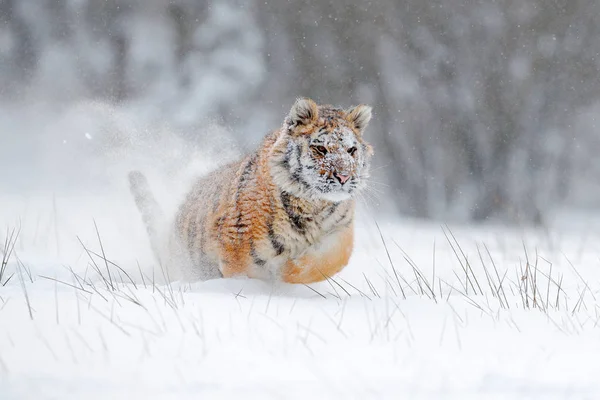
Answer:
[546, 261, 553, 311]
[432, 240, 436, 297]
[316, 269, 341, 300]
[476, 243, 504, 308]
[374, 220, 405, 299]
[556, 274, 564, 310]
[150, 281, 177, 310]
[483, 243, 510, 309]
[85, 279, 109, 303]
[522, 242, 530, 307]
[16, 258, 33, 320]
[137, 261, 147, 289]
[317, 269, 351, 297]
[39, 275, 93, 295]
[441, 225, 477, 295]
[15, 255, 33, 283]
[392, 239, 436, 301]
[86, 248, 138, 289]
[439, 278, 487, 314]
[562, 252, 597, 301]
[1, 226, 20, 285]
[517, 266, 528, 309]
[532, 249, 540, 310]
[111, 290, 146, 309]
[339, 277, 371, 300]
[301, 283, 327, 299]
[1, 273, 14, 286]
[93, 220, 115, 291]
[64, 265, 92, 292]
[77, 236, 110, 290]
[572, 286, 587, 316]
[363, 273, 380, 298]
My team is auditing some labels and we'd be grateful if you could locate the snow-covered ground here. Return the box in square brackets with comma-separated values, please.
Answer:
[2, 105, 600, 399]
[2, 193, 600, 399]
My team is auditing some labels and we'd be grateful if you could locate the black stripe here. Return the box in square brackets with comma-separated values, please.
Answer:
[290, 170, 311, 189]
[215, 215, 226, 240]
[333, 208, 350, 227]
[317, 131, 328, 140]
[267, 222, 285, 256]
[267, 193, 285, 256]
[281, 145, 311, 189]
[233, 155, 257, 236]
[289, 216, 305, 232]
[212, 182, 223, 214]
[281, 191, 306, 233]
[282, 144, 293, 170]
[287, 144, 312, 190]
[295, 145, 303, 171]
[280, 191, 292, 210]
[236, 155, 256, 201]
[333, 203, 353, 229]
[233, 220, 249, 232]
[339, 218, 353, 228]
[184, 199, 207, 262]
[250, 239, 266, 266]
[324, 203, 339, 219]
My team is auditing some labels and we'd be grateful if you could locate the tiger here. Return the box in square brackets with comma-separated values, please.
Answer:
[128, 97, 373, 284]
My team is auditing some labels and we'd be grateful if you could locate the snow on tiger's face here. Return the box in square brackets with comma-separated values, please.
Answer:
[274, 98, 373, 202]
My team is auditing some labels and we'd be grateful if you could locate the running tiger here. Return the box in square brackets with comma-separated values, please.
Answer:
[129, 98, 373, 284]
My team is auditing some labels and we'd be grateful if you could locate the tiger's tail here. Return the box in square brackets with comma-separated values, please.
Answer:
[128, 171, 166, 265]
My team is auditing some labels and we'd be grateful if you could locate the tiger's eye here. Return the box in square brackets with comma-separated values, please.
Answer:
[348, 147, 357, 156]
[312, 145, 328, 155]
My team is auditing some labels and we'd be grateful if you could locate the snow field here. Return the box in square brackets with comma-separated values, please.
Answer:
[1, 195, 600, 399]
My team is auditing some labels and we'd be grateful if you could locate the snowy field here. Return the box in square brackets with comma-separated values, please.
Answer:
[2, 198, 600, 399]
[1, 105, 600, 399]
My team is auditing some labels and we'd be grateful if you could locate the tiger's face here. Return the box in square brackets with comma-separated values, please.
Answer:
[271, 98, 373, 202]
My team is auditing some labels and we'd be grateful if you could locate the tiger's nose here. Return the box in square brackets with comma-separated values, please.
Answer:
[333, 172, 350, 185]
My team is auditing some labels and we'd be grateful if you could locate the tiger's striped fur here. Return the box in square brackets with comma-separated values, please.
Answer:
[129, 98, 373, 283]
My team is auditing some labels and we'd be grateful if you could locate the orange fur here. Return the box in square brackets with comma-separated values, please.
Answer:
[281, 224, 354, 283]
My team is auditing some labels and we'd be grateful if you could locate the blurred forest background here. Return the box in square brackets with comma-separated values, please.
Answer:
[1, 0, 600, 225]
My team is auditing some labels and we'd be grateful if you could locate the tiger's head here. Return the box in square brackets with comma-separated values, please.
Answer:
[270, 98, 374, 202]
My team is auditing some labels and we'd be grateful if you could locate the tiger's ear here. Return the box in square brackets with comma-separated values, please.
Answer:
[346, 104, 372, 133]
[288, 98, 319, 127]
